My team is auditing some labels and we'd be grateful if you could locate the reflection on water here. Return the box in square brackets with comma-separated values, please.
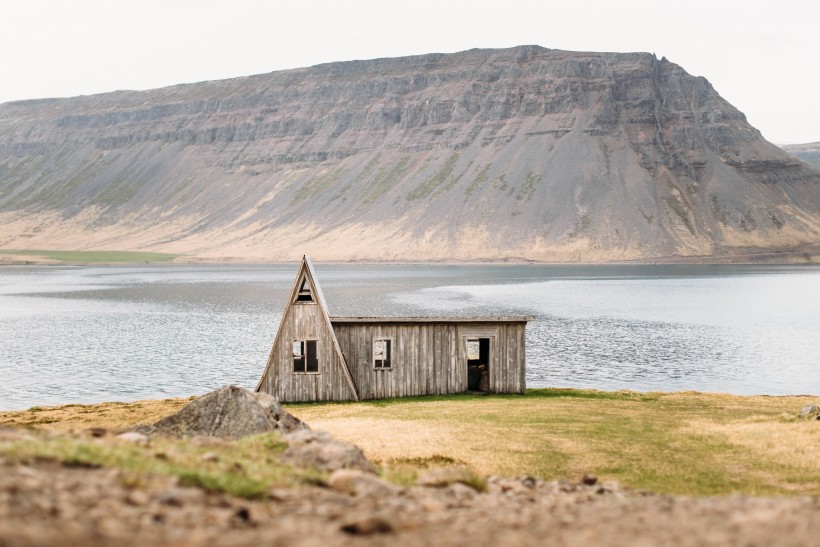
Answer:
[1, 263, 818, 409]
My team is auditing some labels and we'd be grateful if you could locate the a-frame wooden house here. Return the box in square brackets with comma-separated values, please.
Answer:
[255, 256, 531, 402]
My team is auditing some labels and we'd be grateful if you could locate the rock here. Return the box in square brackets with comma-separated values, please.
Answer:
[136, 385, 308, 440]
[327, 469, 399, 497]
[582, 473, 598, 486]
[280, 430, 375, 473]
[156, 487, 206, 507]
[799, 404, 820, 419]
[125, 490, 150, 506]
[340, 515, 394, 535]
[116, 432, 150, 445]
[416, 466, 481, 490]
[252, 392, 308, 432]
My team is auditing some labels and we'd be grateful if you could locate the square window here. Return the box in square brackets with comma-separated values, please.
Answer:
[373, 338, 391, 369]
[293, 340, 318, 373]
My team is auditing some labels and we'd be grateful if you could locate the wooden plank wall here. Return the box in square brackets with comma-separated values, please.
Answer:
[333, 322, 526, 399]
[258, 302, 356, 402]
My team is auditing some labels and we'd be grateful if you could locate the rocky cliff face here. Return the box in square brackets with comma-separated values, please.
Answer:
[1, 45, 819, 262]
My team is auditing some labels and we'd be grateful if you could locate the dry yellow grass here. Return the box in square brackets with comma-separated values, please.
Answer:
[2, 389, 817, 496]
[289, 390, 820, 495]
[0, 397, 195, 431]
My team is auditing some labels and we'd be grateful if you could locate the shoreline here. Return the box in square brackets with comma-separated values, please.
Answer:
[2, 387, 819, 414]
[1, 242, 819, 267]
[2, 250, 819, 267]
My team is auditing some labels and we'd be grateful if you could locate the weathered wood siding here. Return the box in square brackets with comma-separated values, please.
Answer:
[332, 321, 527, 399]
[258, 302, 356, 402]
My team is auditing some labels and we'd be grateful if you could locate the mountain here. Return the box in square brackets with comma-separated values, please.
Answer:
[782, 142, 820, 169]
[1, 45, 819, 262]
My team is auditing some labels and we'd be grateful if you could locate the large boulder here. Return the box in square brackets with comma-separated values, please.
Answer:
[138, 385, 308, 439]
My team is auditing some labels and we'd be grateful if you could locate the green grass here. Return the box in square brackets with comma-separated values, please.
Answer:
[0, 249, 180, 264]
[292, 388, 820, 497]
[0, 431, 320, 500]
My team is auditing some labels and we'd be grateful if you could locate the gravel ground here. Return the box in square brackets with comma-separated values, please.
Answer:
[1, 459, 818, 547]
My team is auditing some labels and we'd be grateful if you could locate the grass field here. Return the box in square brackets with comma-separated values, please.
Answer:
[0, 249, 180, 264]
[2, 389, 818, 497]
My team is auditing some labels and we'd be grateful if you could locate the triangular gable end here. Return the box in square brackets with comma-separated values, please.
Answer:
[255, 255, 360, 401]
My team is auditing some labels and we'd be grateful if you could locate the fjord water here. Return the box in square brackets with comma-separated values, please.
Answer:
[1, 264, 818, 410]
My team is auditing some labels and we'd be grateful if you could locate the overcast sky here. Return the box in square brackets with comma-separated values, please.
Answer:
[1, 0, 817, 143]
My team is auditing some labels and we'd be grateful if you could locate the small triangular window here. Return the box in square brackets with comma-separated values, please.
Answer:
[295, 276, 314, 303]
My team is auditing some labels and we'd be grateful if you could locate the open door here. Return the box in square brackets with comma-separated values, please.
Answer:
[466, 337, 491, 392]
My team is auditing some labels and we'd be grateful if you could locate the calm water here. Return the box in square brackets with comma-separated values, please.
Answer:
[1, 263, 818, 410]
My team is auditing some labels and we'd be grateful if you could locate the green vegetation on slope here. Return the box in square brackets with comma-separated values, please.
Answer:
[0, 249, 180, 264]
[406, 153, 461, 201]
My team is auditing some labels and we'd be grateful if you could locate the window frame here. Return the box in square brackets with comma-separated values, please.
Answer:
[372, 337, 393, 370]
[292, 339, 320, 374]
[294, 277, 316, 304]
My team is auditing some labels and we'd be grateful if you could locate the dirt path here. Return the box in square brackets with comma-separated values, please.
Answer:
[1, 459, 817, 547]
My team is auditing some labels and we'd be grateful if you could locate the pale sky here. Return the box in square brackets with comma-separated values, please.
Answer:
[1, 0, 817, 143]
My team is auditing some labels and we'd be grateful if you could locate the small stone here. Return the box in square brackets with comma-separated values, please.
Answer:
[498, 479, 528, 494]
[86, 427, 108, 438]
[341, 515, 394, 535]
[116, 431, 149, 445]
[799, 404, 820, 418]
[231, 507, 252, 525]
[156, 487, 206, 507]
[582, 474, 598, 486]
[520, 476, 538, 489]
[416, 467, 479, 489]
[445, 482, 478, 502]
[268, 487, 298, 502]
[125, 490, 150, 506]
[281, 430, 375, 473]
[419, 498, 447, 513]
[327, 469, 399, 497]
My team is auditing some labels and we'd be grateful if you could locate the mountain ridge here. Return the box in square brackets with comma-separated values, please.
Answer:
[1, 45, 819, 262]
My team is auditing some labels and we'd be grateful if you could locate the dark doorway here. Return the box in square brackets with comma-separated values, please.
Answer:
[467, 338, 490, 392]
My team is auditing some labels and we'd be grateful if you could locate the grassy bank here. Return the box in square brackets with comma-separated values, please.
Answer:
[1, 389, 818, 496]
[0, 249, 180, 264]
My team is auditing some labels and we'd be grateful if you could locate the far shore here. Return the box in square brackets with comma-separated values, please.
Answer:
[2, 245, 819, 267]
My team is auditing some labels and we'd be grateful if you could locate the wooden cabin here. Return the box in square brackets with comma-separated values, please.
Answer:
[255, 256, 531, 402]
